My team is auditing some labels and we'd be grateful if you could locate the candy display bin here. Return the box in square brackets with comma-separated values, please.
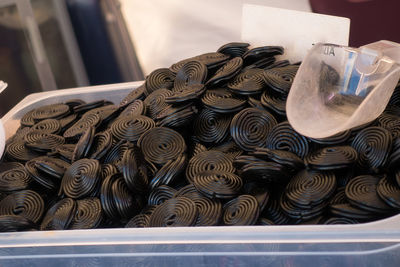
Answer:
[1, 81, 400, 266]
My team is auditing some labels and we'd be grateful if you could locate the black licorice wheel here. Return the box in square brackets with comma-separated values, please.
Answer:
[262, 195, 293, 225]
[84, 105, 119, 125]
[250, 147, 304, 173]
[211, 142, 243, 160]
[260, 89, 287, 116]
[174, 60, 208, 92]
[217, 42, 250, 58]
[69, 197, 103, 229]
[112, 177, 143, 219]
[240, 161, 289, 183]
[351, 126, 392, 171]
[227, 68, 266, 95]
[49, 144, 75, 163]
[334, 168, 355, 189]
[0, 190, 44, 224]
[376, 176, 400, 209]
[193, 52, 230, 69]
[10, 127, 31, 142]
[243, 182, 270, 212]
[193, 196, 222, 226]
[388, 138, 400, 172]
[149, 196, 197, 227]
[244, 56, 276, 70]
[330, 202, 377, 220]
[247, 96, 264, 110]
[154, 102, 194, 121]
[189, 141, 208, 158]
[172, 53, 225, 73]
[120, 148, 148, 193]
[389, 85, 400, 106]
[263, 65, 299, 94]
[143, 88, 174, 119]
[385, 105, 400, 117]
[230, 107, 277, 151]
[35, 156, 70, 180]
[148, 185, 177, 206]
[286, 170, 336, 209]
[141, 205, 158, 217]
[0, 215, 36, 232]
[156, 105, 198, 129]
[89, 130, 113, 160]
[125, 213, 150, 228]
[206, 57, 243, 86]
[309, 130, 351, 145]
[242, 46, 284, 65]
[119, 100, 146, 118]
[257, 218, 274, 225]
[201, 88, 246, 113]
[138, 127, 186, 166]
[30, 119, 61, 134]
[110, 115, 156, 142]
[119, 84, 145, 108]
[31, 103, 70, 121]
[186, 150, 235, 183]
[72, 100, 107, 114]
[64, 99, 86, 109]
[305, 146, 358, 170]
[323, 217, 358, 225]
[345, 175, 393, 213]
[170, 58, 192, 73]
[100, 173, 120, 219]
[165, 84, 205, 104]
[222, 194, 259, 226]
[63, 113, 100, 140]
[145, 68, 175, 95]
[194, 109, 231, 144]
[0, 167, 31, 192]
[20, 109, 36, 127]
[24, 131, 65, 153]
[329, 189, 346, 206]
[6, 140, 39, 162]
[71, 126, 95, 162]
[103, 140, 132, 165]
[101, 164, 118, 180]
[60, 159, 100, 199]
[210, 139, 241, 154]
[233, 155, 267, 169]
[40, 198, 76, 230]
[0, 162, 24, 173]
[280, 193, 327, 220]
[173, 184, 203, 199]
[149, 154, 187, 189]
[376, 113, 400, 138]
[193, 171, 242, 199]
[59, 113, 78, 132]
[25, 157, 59, 191]
[266, 121, 310, 159]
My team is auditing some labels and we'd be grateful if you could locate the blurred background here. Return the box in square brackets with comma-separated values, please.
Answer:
[0, 0, 398, 116]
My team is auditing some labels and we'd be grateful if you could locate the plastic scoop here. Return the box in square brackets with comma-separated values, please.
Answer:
[287, 40, 400, 139]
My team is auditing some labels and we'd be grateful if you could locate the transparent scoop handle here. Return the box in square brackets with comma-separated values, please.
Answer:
[361, 40, 400, 64]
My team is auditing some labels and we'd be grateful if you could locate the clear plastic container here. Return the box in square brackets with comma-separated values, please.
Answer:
[1, 81, 400, 266]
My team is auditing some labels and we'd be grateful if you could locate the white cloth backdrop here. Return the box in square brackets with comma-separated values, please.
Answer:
[120, 0, 311, 75]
